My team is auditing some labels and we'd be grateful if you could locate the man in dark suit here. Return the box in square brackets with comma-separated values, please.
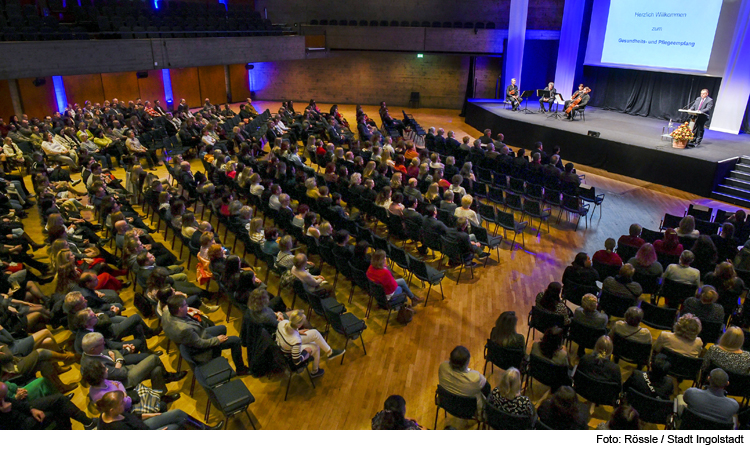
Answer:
[446, 131, 461, 156]
[434, 128, 446, 154]
[512, 148, 529, 175]
[425, 127, 436, 151]
[478, 129, 492, 145]
[538, 82, 558, 112]
[73, 272, 124, 314]
[688, 89, 714, 145]
[423, 205, 449, 236]
[531, 141, 548, 164]
[542, 155, 563, 182]
[565, 87, 591, 120]
[506, 78, 522, 111]
[332, 230, 355, 262]
[163, 295, 249, 375]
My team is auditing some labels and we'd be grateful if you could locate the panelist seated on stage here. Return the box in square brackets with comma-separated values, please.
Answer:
[506, 78, 522, 111]
[539, 82, 557, 113]
[564, 87, 591, 119]
[687, 89, 714, 145]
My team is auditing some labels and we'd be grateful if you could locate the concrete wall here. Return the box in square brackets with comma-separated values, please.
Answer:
[247, 51, 502, 109]
[258, 0, 564, 30]
[0, 35, 305, 80]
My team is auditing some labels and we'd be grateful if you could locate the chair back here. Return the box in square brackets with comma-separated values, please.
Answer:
[435, 385, 477, 420]
[679, 408, 734, 430]
[403, 218, 423, 242]
[615, 244, 639, 263]
[626, 388, 674, 425]
[698, 320, 724, 346]
[484, 339, 525, 372]
[562, 281, 599, 306]
[349, 264, 371, 291]
[370, 282, 404, 309]
[640, 301, 677, 330]
[687, 204, 713, 222]
[522, 199, 543, 217]
[703, 363, 750, 401]
[659, 347, 703, 381]
[484, 402, 534, 430]
[528, 306, 566, 335]
[440, 235, 470, 265]
[611, 332, 652, 368]
[496, 210, 516, 230]
[659, 278, 697, 306]
[478, 202, 496, 222]
[334, 255, 353, 280]
[292, 279, 310, 306]
[591, 260, 620, 281]
[561, 193, 584, 213]
[572, 368, 621, 406]
[371, 233, 389, 253]
[633, 271, 660, 296]
[527, 353, 571, 393]
[525, 183, 544, 201]
[543, 187, 562, 206]
[660, 213, 683, 230]
[599, 289, 636, 319]
[568, 320, 607, 351]
[640, 228, 664, 244]
[389, 244, 410, 271]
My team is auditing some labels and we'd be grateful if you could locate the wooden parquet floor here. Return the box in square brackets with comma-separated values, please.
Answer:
[33, 102, 747, 430]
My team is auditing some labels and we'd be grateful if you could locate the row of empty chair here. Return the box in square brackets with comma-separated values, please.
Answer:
[309, 20, 497, 29]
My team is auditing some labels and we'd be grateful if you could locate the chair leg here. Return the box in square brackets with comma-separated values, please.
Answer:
[384, 307, 392, 334]
[190, 374, 196, 396]
[439, 282, 444, 299]
[340, 337, 349, 365]
[434, 406, 440, 430]
[205, 401, 211, 423]
[360, 333, 367, 355]
[244, 410, 256, 430]
[284, 370, 293, 401]
[425, 284, 432, 304]
[456, 264, 462, 284]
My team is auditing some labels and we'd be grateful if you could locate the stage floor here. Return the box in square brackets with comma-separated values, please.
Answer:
[468, 99, 749, 163]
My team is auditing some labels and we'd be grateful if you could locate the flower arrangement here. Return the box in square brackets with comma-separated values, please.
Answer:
[670, 122, 694, 141]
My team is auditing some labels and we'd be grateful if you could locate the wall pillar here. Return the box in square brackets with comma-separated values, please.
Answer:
[503, 0, 528, 92]
[8, 79, 23, 116]
[553, 0, 587, 99]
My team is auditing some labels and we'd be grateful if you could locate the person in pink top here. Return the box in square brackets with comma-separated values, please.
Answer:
[366, 250, 422, 306]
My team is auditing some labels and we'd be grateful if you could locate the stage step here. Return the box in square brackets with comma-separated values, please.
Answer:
[729, 170, 750, 182]
[735, 163, 750, 174]
[725, 178, 750, 191]
[739, 156, 750, 165]
[715, 184, 750, 201]
[710, 192, 750, 209]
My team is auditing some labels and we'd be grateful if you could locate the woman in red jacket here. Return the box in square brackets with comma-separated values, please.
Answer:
[366, 250, 422, 306]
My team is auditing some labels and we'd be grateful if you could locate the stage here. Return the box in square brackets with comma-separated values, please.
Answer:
[464, 99, 750, 197]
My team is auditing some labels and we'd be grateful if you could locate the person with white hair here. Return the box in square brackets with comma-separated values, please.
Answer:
[276, 310, 344, 378]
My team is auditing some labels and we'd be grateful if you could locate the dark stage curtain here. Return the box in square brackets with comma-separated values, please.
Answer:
[583, 66, 722, 123]
[460, 56, 477, 117]
[741, 95, 750, 134]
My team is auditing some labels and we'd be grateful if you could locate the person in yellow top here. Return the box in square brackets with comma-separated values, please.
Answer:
[29, 126, 44, 151]
[76, 122, 94, 142]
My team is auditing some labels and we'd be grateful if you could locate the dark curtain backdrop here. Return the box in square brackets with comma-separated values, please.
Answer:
[742, 95, 750, 133]
[460, 56, 477, 117]
[582, 66, 722, 123]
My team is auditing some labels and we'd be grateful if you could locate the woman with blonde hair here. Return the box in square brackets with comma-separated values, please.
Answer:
[487, 367, 535, 418]
[703, 261, 745, 312]
[247, 217, 265, 244]
[291, 253, 329, 296]
[701, 327, 750, 374]
[195, 231, 216, 286]
[423, 182, 440, 204]
[681, 285, 724, 324]
[375, 186, 392, 208]
[454, 194, 480, 226]
[362, 160, 377, 179]
[676, 215, 699, 238]
[276, 310, 345, 378]
[576, 335, 621, 385]
[654, 313, 704, 357]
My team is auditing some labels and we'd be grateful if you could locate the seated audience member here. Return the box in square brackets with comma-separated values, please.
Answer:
[661, 250, 701, 287]
[689, 235, 718, 277]
[489, 311, 525, 348]
[701, 326, 750, 374]
[162, 295, 249, 376]
[676, 215, 700, 238]
[702, 262, 744, 310]
[562, 252, 599, 289]
[0, 381, 96, 430]
[573, 293, 609, 329]
[453, 195, 480, 226]
[276, 310, 344, 379]
[242, 287, 288, 337]
[592, 238, 622, 267]
[535, 282, 572, 326]
[653, 228, 684, 258]
[536, 386, 589, 430]
[95, 390, 220, 430]
[601, 264, 642, 306]
[487, 367, 535, 419]
[371, 395, 424, 430]
[609, 306, 652, 345]
[596, 405, 640, 430]
[366, 249, 422, 306]
[623, 354, 675, 400]
[618, 224, 645, 249]
[682, 368, 739, 424]
[653, 314, 704, 358]
[680, 285, 724, 324]
[291, 253, 330, 297]
[437, 345, 488, 410]
[711, 222, 739, 263]
[531, 326, 568, 366]
[575, 336, 621, 385]
[627, 243, 663, 277]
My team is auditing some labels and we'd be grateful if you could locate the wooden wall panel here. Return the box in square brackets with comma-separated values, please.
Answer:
[228, 64, 251, 103]
[101, 72, 140, 103]
[0, 80, 15, 119]
[17, 77, 56, 120]
[137, 70, 166, 103]
[198, 65, 227, 106]
[62, 74, 105, 107]
[170, 67, 201, 109]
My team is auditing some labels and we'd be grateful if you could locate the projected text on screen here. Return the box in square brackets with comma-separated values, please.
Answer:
[600, 0, 723, 72]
